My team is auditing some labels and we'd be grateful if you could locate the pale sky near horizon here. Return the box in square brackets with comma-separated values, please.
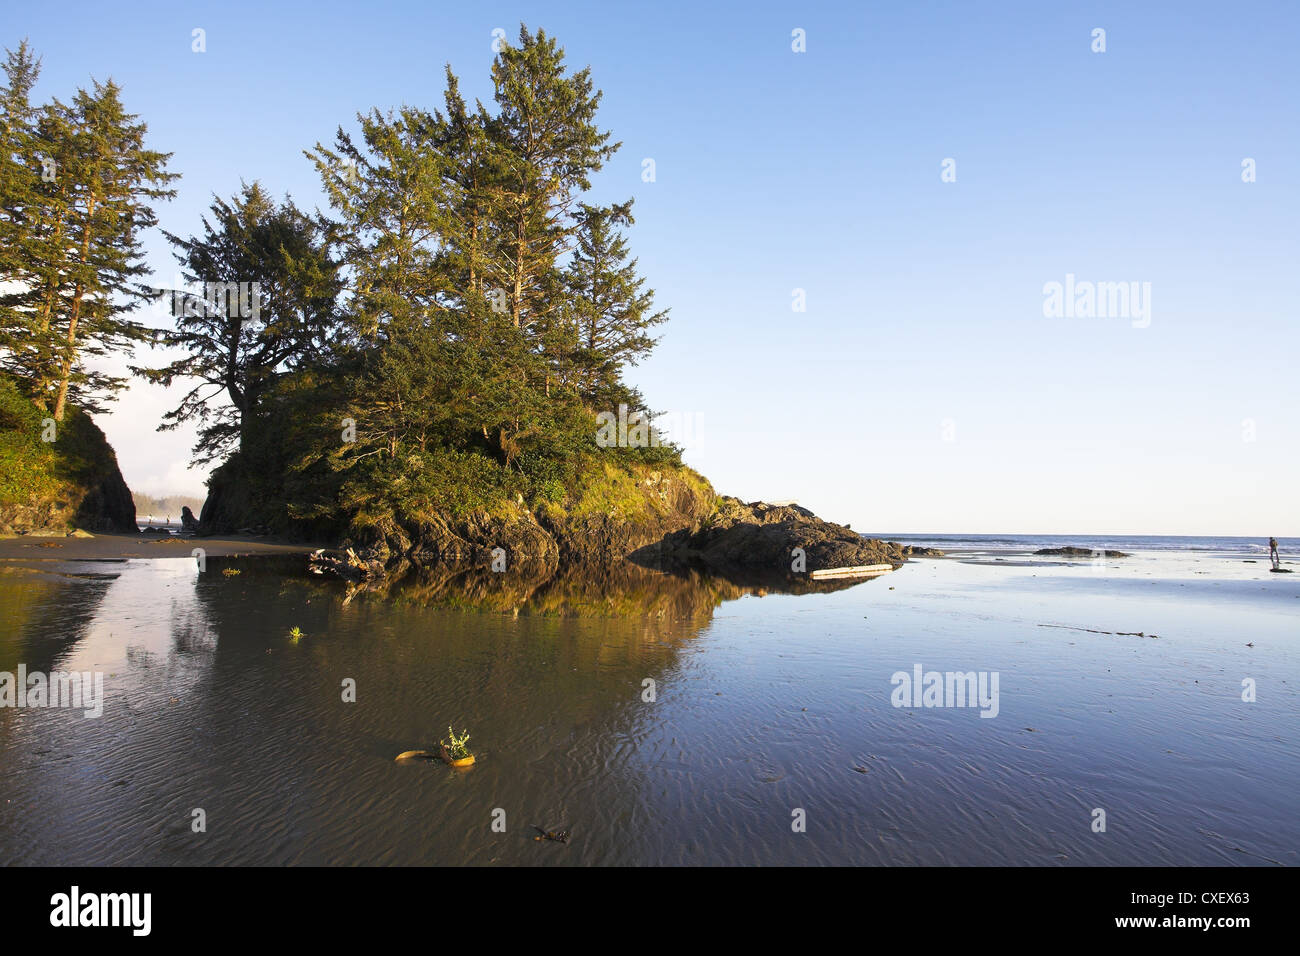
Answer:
[7, 0, 1298, 535]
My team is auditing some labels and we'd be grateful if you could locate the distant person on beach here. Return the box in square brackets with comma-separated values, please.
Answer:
[1269, 537, 1279, 569]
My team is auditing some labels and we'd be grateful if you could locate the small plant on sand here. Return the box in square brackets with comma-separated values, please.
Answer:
[221, 567, 240, 576]
[288, 626, 305, 643]
[441, 726, 473, 760]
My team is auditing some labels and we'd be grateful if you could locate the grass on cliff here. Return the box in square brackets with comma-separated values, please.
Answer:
[539, 460, 714, 523]
[0, 374, 116, 517]
[339, 452, 714, 547]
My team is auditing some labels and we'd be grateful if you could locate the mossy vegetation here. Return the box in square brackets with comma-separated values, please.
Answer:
[0, 374, 59, 508]
[0, 373, 135, 533]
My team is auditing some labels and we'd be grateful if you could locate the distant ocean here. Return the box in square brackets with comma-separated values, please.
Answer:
[866, 533, 1295, 556]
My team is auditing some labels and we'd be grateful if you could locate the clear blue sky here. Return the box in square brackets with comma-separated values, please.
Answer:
[9, 0, 1298, 534]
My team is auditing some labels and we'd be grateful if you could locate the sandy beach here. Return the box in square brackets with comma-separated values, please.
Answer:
[0, 531, 325, 564]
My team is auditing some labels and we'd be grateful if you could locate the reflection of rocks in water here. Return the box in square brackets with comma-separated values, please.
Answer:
[0, 566, 115, 673]
[326, 556, 877, 619]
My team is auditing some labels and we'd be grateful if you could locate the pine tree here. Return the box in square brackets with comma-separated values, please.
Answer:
[430, 66, 509, 327]
[20, 98, 88, 408]
[484, 26, 618, 331]
[138, 183, 341, 463]
[0, 42, 41, 286]
[305, 106, 450, 342]
[40, 79, 177, 419]
[563, 201, 668, 405]
[0, 41, 46, 391]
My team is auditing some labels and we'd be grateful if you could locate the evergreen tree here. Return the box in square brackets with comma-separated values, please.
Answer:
[144, 23, 682, 532]
[15, 96, 81, 407]
[563, 200, 669, 406]
[0, 41, 47, 391]
[2, 58, 176, 418]
[305, 107, 450, 342]
[138, 183, 341, 462]
[431, 66, 503, 312]
[484, 26, 618, 331]
[13, 78, 176, 419]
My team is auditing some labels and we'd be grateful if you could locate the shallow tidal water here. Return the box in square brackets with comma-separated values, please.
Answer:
[0, 550, 1295, 866]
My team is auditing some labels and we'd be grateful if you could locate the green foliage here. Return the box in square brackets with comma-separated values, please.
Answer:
[241, 26, 682, 536]
[3, 30, 692, 544]
[0, 44, 177, 419]
[561, 201, 669, 405]
[136, 183, 341, 464]
[0, 372, 131, 526]
[441, 727, 472, 760]
[341, 446, 516, 527]
[534, 478, 566, 506]
[0, 373, 56, 506]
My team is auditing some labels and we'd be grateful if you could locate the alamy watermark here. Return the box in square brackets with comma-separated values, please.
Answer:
[0, 665, 104, 718]
[50, 886, 150, 936]
[595, 404, 702, 449]
[151, 280, 262, 324]
[890, 664, 999, 718]
[1042, 273, 1151, 328]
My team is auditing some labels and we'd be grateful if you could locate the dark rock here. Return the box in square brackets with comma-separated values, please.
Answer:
[180, 506, 200, 532]
[331, 467, 716, 576]
[196, 451, 892, 589]
[901, 545, 945, 557]
[635, 496, 905, 577]
[73, 441, 137, 533]
[1034, 546, 1130, 558]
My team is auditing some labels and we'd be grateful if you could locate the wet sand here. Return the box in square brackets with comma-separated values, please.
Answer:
[1, 547, 1294, 865]
[0, 531, 324, 564]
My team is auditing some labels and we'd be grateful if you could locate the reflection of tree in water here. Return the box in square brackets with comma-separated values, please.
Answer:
[136, 553, 891, 864]
[168, 594, 218, 655]
[0, 566, 116, 674]
[329, 557, 868, 623]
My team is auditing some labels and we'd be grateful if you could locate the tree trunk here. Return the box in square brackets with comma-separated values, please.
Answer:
[51, 290, 81, 421]
[52, 194, 96, 421]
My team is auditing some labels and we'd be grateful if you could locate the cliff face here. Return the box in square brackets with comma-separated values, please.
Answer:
[0, 376, 137, 535]
[337, 464, 718, 573]
[69, 442, 137, 532]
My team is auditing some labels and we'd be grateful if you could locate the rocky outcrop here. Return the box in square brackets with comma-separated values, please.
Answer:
[1034, 546, 1130, 558]
[203, 450, 897, 589]
[0, 383, 137, 535]
[901, 545, 945, 557]
[326, 465, 715, 576]
[198, 455, 264, 535]
[538, 468, 716, 564]
[381, 507, 560, 577]
[198, 452, 340, 541]
[632, 496, 905, 578]
[73, 452, 136, 533]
